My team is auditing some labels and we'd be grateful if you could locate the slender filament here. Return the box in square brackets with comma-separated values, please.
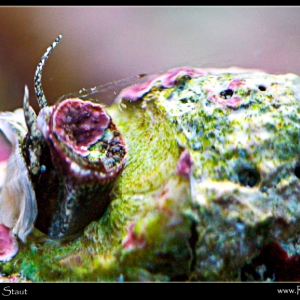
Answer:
[34, 35, 62, 109]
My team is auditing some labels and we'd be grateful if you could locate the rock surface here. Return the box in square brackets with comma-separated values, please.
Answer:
[1, 67, 300, 281]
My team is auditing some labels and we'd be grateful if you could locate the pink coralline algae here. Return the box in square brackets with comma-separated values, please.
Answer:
[0, 224, 18, 262]
[227, 78, 246, 89]
[205, 78, 248, 109]
[117, 67, 206, 102]
[116, 66, 262, 103]
[122, 223, 146, 250]
[176, 150, 193, 179]
[208, 94, 243, 110]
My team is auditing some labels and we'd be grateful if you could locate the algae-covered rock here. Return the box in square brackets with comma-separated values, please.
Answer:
[1, 38, 300, 281]
[112, 67, 300, 281]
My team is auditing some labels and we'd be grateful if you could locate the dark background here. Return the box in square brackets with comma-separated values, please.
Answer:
[0, 6, 300, 112]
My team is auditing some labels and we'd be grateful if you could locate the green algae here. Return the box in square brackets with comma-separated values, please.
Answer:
[2, 69, 300, 281]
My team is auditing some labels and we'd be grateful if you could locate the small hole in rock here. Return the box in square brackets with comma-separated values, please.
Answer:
[238, 167, 260, 187]
[220, 89, 234, 99]
[294, 164, 300, 179]
[258, 85, 266, 91]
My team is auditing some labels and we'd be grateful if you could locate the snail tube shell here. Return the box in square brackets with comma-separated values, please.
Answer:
[35, 98, 127, 238]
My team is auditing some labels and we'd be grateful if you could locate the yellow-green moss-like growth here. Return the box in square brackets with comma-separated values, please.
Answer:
[2, 67, 300, 281]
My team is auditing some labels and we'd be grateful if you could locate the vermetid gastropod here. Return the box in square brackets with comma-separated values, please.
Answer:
[34, 97, 127, 238]
[1, 35, 127, 243]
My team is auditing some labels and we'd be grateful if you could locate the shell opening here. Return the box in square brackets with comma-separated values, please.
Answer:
[37, 98, 127, 183]
[52, 99, 110, 156]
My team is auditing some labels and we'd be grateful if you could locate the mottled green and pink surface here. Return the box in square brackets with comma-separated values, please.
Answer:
[1, 67, 300, 281]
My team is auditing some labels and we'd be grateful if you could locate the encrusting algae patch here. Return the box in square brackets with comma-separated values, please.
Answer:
[0, 36, 300, 281]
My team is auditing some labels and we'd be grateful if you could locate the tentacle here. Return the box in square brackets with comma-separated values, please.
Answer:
[34, 34, 62, 109]
[23, 85, 36, 133]
[23, 86, 44, 175]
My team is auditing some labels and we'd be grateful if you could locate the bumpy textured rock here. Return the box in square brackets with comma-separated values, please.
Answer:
[1, 67, 300, 281]
[115, 67, 300, 280]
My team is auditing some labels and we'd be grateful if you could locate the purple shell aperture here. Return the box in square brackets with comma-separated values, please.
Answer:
[53, 99, 110, 156]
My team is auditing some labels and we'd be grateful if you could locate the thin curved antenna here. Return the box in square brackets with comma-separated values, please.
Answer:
[23, 85, 32, 132]
[34, 34, 62, 109]
[23, 85, 44, 175]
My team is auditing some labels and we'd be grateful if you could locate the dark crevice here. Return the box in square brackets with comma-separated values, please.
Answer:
[240, 242, 300, 281]
[294, 163, 300, 179]
[238, 167, 260, 187]
[188, 218, 199, 274]
[258, 85, 266, 91]
[220, 89, 234, 99]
